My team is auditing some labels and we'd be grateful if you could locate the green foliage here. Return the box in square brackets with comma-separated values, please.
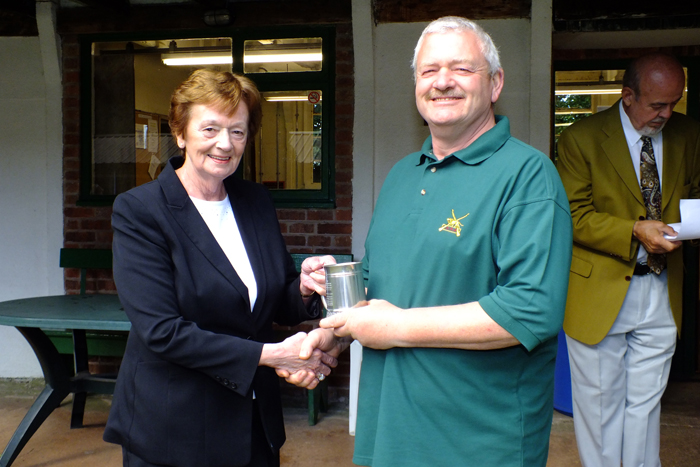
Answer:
[554, 114, 589, 137]
[555, 94, 591, 110]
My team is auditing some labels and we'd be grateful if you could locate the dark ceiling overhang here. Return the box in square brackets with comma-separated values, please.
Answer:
[554, 1, 700, 32]
[2, 0, 699, 37]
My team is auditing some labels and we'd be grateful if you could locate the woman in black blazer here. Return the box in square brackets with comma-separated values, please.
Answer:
[103, 69, 338, 467]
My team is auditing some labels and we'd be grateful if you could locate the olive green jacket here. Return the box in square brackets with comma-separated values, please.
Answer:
[557, 101, 700, 345]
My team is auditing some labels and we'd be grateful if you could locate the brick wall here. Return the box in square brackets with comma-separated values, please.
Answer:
[60, 24, 354, 400]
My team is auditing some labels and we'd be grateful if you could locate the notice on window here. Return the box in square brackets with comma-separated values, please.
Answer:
[147, 118, 159, 153]
[135, 124, 147, 149]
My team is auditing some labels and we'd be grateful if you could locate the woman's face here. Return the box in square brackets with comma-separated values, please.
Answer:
[176, 101, 249, 184]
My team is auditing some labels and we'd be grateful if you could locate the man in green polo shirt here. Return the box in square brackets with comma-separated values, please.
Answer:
[301, 16, 572, 466]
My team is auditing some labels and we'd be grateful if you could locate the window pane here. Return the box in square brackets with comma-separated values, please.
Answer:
[90, 38, 231, 196]
[247, 90, 322, 190]
[244, 37, 322, 73]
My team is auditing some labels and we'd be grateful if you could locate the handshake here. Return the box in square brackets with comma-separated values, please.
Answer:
[266, 254, 394, 388]
[266, 297, 394, 389]
[265, 328, 352, 390]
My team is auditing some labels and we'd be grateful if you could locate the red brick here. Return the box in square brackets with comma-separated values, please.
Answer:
[289, 223, 315, 234]
[336, 183, 352, 197]
[307, 210, 334, 221]
[336, 62, 353, 77]
[65, 230, 97, 243]
[276, 209, 306, 220]
[283, 235, 307, 247]
[287, 248, 314, 255]
[64, 181, 79, 196]
[318, 224, 352, 235]
[335, 196, 352, 209]
[336, 169, 353, 183]
[335, 209, 352, 221]
[308, 235, 331, 247]
[95, 231, 114, 244]
[64, 206, 95, 218]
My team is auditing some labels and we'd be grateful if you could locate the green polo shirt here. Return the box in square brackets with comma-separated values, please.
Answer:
[355, 116, 573, 467]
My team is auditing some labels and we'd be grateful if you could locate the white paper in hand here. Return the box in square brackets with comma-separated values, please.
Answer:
[664, 199, 700, 240]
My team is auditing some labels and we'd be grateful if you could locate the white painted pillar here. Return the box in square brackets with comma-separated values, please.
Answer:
[529, 0, 554, 156]
[349, 0, 376, 435]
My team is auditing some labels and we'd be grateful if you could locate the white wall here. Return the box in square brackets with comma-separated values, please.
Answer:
[0, 4, 63, 377]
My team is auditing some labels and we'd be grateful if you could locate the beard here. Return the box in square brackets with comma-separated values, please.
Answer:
[639, 118, 667, 136]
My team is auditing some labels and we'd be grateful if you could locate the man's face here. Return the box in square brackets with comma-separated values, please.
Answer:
[622, 68, 685, 136]
[414, 30, 503, 136]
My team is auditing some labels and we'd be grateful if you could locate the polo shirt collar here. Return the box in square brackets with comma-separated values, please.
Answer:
[418, 115, 510, 166]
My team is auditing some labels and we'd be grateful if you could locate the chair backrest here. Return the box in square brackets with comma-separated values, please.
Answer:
[290, 253, 354, 273]
[59, 248, 113, 294]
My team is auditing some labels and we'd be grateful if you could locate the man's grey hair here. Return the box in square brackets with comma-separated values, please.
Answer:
[411, 16, 501, 79]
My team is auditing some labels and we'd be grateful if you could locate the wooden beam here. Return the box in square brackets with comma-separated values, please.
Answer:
[57, 1, 351, 34]
[189, 0, 228, 9]
[69, 0, 131, 15]
[554, 0, 700, 21]
[372, 0, 531, 24]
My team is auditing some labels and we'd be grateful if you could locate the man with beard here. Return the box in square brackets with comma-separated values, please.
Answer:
[557, 53, 700, 466]
[304, 16, 573, 466]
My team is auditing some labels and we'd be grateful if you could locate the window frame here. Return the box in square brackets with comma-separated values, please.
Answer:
[78, 25, 336, 208]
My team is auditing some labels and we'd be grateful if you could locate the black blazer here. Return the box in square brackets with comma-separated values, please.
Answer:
[103, 157, 321, 466]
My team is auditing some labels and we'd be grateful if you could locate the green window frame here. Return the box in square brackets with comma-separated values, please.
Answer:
[78, 26, 336, 208]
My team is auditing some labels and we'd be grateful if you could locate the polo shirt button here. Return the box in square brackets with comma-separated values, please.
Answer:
[421, 189, 426, 195]
[430, 167, 436, 173]
[625, 276, 632, 281]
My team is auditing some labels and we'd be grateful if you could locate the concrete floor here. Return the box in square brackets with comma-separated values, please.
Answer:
[0, 379, 698, 466]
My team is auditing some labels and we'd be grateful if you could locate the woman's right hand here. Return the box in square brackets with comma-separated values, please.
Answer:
[260, 332, 337, 389]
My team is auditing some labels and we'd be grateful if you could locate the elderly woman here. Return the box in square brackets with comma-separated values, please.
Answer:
[103, 69, 336, 467]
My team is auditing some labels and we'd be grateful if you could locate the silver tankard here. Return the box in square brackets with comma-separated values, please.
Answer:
[322, 262, 366, 316]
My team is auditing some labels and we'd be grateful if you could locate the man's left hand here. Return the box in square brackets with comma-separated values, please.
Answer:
[319, 299, 401, 350]
[633, 220, 682, 254]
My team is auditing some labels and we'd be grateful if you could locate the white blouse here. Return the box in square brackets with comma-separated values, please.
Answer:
[190, 195, 258, 311]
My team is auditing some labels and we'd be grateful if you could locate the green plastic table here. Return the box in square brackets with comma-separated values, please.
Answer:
[0, 294, 129, 467]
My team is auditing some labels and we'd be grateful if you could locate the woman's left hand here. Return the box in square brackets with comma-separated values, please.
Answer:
[299, 255, 336, 296]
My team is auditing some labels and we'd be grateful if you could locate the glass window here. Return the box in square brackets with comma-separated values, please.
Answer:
[244, 37, 322, 73]
[89, 37, 232, 197]
[80, 29, 335, 207]
[244, 90, 322, 190]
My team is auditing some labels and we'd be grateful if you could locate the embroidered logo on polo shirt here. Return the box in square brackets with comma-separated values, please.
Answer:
[439, 210, 469, 237]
